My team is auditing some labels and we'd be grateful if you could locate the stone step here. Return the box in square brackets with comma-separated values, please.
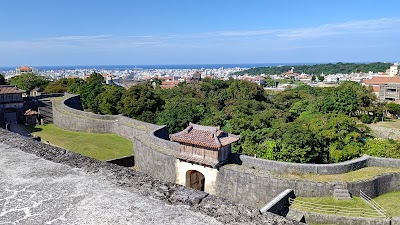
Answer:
[334, 189, 350, 194]
[333, 188, 351, 200]
[286, 208, 305, 223]
[334, 183, 347, 189]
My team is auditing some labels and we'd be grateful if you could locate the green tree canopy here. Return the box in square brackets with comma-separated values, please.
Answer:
[118, 81, 163, 123]
[44, 78, 81, 93]
[0, 73, 7, 85]
[386, 103, 400, 116]
[8, 73, 50, 93]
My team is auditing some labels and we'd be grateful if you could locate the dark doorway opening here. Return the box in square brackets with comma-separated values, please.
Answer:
[186, 170, 205, 191]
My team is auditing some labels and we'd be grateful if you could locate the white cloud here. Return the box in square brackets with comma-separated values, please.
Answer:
[0, 17, 399, 53]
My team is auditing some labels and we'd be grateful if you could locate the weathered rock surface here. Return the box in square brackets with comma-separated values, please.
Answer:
[0, 129, 302, 225]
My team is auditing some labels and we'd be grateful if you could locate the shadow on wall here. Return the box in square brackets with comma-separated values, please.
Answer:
[107, 156, 135, 167]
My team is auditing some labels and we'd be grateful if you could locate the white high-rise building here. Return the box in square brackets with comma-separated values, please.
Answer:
[389, 64, 399, 77]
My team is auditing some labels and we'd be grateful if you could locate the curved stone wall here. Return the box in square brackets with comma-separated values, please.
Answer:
[52, 94, 400, 209]
[234, 154, 369, 175]
[53, 94, 159, 138]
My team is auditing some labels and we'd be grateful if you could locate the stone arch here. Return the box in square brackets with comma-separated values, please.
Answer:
[4, 108, 17, 123]
[176, 159, 218, 194]
[186, 170, 205, 191]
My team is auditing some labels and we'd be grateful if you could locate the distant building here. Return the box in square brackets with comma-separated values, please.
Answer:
[0, 85, 26, 124]
[160, 80, 180, 89]
[363, 76, 400, 103]
[191, 71, 202, 83]
[389, 64, 399, 77]
[239, 76, 265, 86]
[16, 66, 37, 75]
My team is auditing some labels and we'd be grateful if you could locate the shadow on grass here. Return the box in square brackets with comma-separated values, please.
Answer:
[23, 125, 43, 133]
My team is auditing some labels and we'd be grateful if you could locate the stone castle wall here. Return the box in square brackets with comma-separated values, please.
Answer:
[53, 94, 400, 208]
[231, 153, 369, 175]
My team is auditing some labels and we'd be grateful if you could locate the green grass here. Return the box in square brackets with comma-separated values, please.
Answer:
[293, 192, 400, 219]
[25, 124, 133, 161]
[374, 191, 400, 218]
[292, 196, 382, 218]
[281, 167, 400, 182]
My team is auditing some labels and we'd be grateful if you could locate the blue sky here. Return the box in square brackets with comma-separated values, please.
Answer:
[1, 0, 399, 66]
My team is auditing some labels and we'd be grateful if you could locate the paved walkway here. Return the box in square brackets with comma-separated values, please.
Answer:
[8, 124, 32, 137]
[0, 144, 222, 225]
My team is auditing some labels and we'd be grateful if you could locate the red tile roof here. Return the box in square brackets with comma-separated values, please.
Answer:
[19, 66, 31, 71]
[24, 109, 38, 116]
[362, 77, 400, 85]
[0, 85, 25, 94]
[170, 123, 240, 149]
[160, 80, 180, 89]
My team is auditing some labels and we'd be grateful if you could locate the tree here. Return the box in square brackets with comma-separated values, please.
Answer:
[44, 78, 81, 93]
[0, 73, 6, 85]
[95, 85, 125, 115]
[157, 97, 205, 133]
[69, 72, 105, 112]
[386, 103, 400, 117]
[118, 82, 163, 123]
[8, 73, 50, 93]
[311, 75, 316, 82]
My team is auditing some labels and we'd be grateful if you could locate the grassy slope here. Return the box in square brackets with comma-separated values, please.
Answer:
[374, 191, 400, 218]
[26, 124, 133, 161]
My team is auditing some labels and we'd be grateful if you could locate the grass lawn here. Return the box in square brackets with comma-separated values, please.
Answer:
[293, 192, 400, 219]
[374, 191, 400, 218]
[25, 124, 133, 161]
[292, 196, 383, 218]
[281, 167, 400, 182]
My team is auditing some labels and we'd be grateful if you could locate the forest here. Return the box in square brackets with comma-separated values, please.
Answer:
[6, 72, 400, 163]
[233, 62, 392, 76]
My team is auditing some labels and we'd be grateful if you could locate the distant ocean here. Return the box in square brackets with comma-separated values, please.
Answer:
[0, 63, 315, 71]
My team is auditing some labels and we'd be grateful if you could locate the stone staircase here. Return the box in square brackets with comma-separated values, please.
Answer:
[333, 182, 351, 200]
[38, 99, 53, 124]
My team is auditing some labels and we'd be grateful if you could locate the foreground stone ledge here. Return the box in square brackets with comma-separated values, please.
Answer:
[0, 129, 302, 225]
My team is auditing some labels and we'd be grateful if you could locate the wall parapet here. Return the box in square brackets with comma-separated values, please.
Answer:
[53, 94, 160, 138]
[231, 153, 400, 175]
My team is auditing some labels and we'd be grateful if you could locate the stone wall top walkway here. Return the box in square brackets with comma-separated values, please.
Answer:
[0, 129, 302, 225]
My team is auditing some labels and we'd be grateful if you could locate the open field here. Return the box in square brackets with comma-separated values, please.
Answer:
[281, 167, 400, 182]
[25, 124, 133, 160]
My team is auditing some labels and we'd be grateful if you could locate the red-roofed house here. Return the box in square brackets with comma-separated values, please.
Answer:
[170, 123, 239, 192]
[160, 80, 180, 89]
[363, 77, 400, 103]
[15, 66, 37, 75]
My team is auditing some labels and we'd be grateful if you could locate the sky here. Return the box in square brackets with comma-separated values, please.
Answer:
[0, 0, 400, 66]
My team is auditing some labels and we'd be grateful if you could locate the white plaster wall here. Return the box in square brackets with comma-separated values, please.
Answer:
[176, 159, 218, 194]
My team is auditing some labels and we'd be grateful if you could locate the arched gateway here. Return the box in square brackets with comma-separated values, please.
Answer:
[170, 123, 240, 194]
[186, 170, 205, 191]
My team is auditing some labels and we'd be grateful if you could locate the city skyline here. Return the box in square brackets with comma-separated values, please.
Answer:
[1, 0, 399, 66]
